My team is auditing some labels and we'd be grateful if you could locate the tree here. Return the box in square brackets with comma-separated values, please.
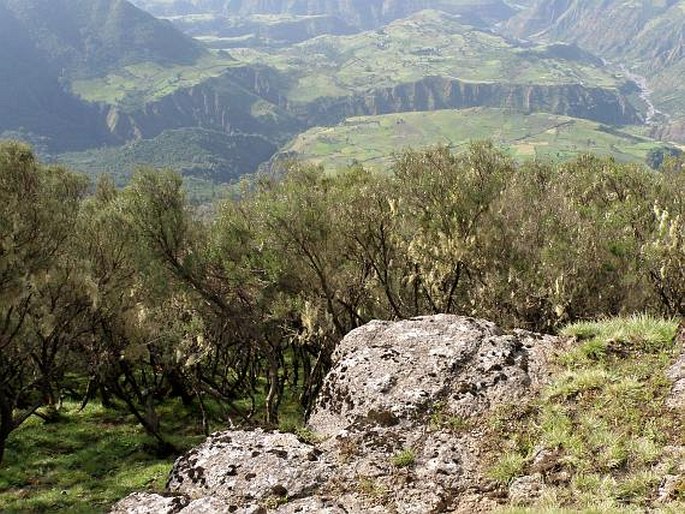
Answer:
[0, 142, 87, 463]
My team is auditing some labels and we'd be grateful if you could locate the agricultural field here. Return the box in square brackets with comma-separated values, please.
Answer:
[70, 52, 238, 108]
[231, 10, 623, 104]
[284, 107, 671, 171]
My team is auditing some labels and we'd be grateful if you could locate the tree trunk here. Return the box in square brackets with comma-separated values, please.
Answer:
[0, 394, 15, 465]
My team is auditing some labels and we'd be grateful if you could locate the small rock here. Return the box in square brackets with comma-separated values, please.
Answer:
[508, 473, 545, 505]
[666, 342, 685, 409]
[167, 429, 333, 504]
[657, 475, 684, 503]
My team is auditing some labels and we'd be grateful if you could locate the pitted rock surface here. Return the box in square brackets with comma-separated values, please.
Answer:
[167, 429, 333, 504]
[309, 316, 557, 437]
[307, 315, 561, 513]
[111, 315, 563, 514]
[110, 492, 189, 513]
[666, 337, 685, 409]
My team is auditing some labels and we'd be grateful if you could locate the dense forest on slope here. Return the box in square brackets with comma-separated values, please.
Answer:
[2, 141, 685, 511]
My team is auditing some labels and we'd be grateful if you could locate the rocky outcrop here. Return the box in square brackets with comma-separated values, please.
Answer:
[112, 315, 566, 513]
[290, 76, 643, 127]
[666, 328, 685, 409]
[104, 71, 301, 145]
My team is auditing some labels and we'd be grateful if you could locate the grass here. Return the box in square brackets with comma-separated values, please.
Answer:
[391, 448, 416, 468]
[0, 400, 208, 514]
[284, 108, 669, 172]
[484, 314, 685, 512]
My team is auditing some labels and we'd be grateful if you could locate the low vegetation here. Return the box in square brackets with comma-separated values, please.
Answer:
[487, 315, 684, 512]
[233, 10, 621, 104]
[0, 401, 204, 513]
[2, 139, 685, 510]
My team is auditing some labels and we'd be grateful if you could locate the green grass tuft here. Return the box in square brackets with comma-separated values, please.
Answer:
[391, 448, 416, 468]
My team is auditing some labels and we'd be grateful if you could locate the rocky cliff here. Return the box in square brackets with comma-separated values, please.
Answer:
[102, 67, 642, 155]
[290, 77, 643, 127]
[103, 71, 301, 145]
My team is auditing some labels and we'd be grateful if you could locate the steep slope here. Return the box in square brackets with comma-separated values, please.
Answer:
[1, 0, 205, 77]
[506, 0, 684, 61]
[0, 0, 297, 175]
[231, 10, 642, 126]
[0, 2, 109, 151]
[505, 0, 685, 137]
[0, 0, 208, 152]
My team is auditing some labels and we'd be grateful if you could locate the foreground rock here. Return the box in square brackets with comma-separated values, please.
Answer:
[111, 315, 563, 513]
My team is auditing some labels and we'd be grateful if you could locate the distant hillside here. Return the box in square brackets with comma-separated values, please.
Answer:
[1, 0, 205, 78]
[55, 127, 277, 184]
[131, 0, 516, 28]
[0, 2, 108, 151]
[0, 0, 297, 176]
[230, 10, 641, 126]
[505, 0, 685, 137]
[506, 0, 685, 63]
[0, 0, 209, 152]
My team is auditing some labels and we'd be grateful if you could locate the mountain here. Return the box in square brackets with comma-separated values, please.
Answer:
[131, 0, 517, 29]
[230, 10, 642, 126]
[3, 0, 681, 189]
[0, 0, 299, 181]
[506, 0, 685, 63]
[0, 2, 108, 151]
[1, 0, 205, 77]
[0, 0, 207, 152]
[505, 0, 685, 138]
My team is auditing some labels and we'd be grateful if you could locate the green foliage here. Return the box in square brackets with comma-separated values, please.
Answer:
[56, 128, 276, 189]
[4, 141, 685, 510]
[646, 146, 683, 170]
[286, 109, 664, 171]
[488, 451, 528, 485]
[235, 10, 623, 104]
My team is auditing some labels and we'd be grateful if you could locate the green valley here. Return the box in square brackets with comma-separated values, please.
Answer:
[283, 108, 673, 171]
[232, 10, 625, 103]
[3, 0, 685, 191]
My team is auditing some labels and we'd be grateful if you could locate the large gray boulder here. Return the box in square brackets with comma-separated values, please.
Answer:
[111, 315, 563, 514]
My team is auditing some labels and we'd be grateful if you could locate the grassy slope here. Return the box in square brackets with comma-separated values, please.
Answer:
[284, 107, 669, 171]
[487, 315, 685, 513]
[0, 377, 307, 513]
[230, 10, 622, 104]
[2, 317, 681, 513]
